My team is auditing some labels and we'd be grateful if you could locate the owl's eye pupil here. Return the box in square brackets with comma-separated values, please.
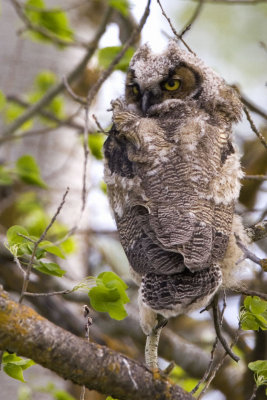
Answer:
[163, 79, 180, 91]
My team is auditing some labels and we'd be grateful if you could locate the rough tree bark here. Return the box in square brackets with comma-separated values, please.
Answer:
[0, 288, 194, 400]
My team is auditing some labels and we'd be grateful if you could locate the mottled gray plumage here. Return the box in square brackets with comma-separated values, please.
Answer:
[104, 41, 244, 334]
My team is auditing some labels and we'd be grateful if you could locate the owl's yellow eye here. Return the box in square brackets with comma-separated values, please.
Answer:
[164, 79, 180, 91]
[132, 84, 140, 96]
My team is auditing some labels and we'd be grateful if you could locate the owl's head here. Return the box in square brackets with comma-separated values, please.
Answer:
[125, 41, 242, 122]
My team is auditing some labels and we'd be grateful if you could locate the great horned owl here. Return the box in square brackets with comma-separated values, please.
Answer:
[104, 41, 244, 335]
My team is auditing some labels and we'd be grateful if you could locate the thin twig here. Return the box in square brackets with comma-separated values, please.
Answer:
[19, 187, 69, 303]
[82, 107, 90, 214]
[243, 106, 267, 150]
[63, 76, 87, 105]
[212, 294, 240, 362]
[243, 175, 267, 180]
[240, 94, 267, 121]
[191, 291, 227, 394]
[156, 0, 195, 55]
[80, 305, 92, 400]
[235, 235, 266, 269]
[236, 289, 267, 301]
[248, 384, 258, 400]
[180, 0, 204, 37]
[1, 7, 112, 137]
[23, 289, 72, 297]
[197, 324, 242, 399]
[92, 114, 108, 135]
[14, 255, 26, 276]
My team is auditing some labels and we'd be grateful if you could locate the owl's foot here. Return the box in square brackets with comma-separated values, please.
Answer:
[145, 313, 167, 370]
[163, 361, 175, 376]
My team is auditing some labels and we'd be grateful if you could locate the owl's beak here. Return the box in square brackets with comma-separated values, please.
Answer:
[141, 90, 152, 115]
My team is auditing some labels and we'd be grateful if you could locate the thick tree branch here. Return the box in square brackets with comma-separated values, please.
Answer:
[0, 288, 194, 400]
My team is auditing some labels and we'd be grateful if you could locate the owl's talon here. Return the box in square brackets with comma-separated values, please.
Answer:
[155, 315, 168, 331]
[162, 361, 175, 376]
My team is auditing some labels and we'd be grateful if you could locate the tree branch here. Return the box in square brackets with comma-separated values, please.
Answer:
[0, 288, 194, 400]
[212, 294, 240, 362]
[1, 6, 112, 138]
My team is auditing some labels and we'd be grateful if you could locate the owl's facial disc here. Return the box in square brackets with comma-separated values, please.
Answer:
[126, 64, 202, 116]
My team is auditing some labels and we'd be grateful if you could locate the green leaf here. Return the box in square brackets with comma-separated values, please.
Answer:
[248, 360, 267, 388]
[60, 236, 76, 254]
[16, 155, 47, 188]
[89, 271, 129, 320]
[6, 225, 30, 246]
[35, 70, 57, 91]
[100, 180, 107, 194]
[248, 360, 267, 373]
[240, 297, 267, 331]
[53, 390, 76, 400]
[250, 296, 267, 314]
[39, 240, 66, 259]
[98, 46, 135, 72]
[25, 0, 74, 45]
[88, 133, 105, 160]
[108, 0, 130, 16]
[2, 352, 35, 383]
[3, 364, 26, 382]
[0, 89, 6, 110]
[99, 271, 129, 303]
[241, 313, 260, 331]
[254, 314, 267, 330]
[106, 397, 119, 400]
[244, 296, 252, 310]
[0, 165, 13, 185]
[34, 261, 66, 277]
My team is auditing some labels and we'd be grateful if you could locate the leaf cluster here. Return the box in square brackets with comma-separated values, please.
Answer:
[6, 225, 66, 277]
[2, 352, 35, 383]
[240, 296, 267, 331]
[89, 271, 130, 320]
[248, 360, 267, 395]
[24, 0, 74, 46]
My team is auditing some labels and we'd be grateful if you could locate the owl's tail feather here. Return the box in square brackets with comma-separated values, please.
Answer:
[141, 265, 222, 318]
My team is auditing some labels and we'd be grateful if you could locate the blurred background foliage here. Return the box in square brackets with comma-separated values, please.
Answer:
[0, 0, 266, 399]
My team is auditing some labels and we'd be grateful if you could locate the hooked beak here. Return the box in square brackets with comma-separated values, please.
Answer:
[141, 90, 152, 115]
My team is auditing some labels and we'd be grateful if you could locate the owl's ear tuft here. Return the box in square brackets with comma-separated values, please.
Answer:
[130, 43, 151, 65]
[166, 39, 184, 59]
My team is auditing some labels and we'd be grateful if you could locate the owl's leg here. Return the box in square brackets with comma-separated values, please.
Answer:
[145, 314, 168, 369]
[138, 291, 167, 369]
